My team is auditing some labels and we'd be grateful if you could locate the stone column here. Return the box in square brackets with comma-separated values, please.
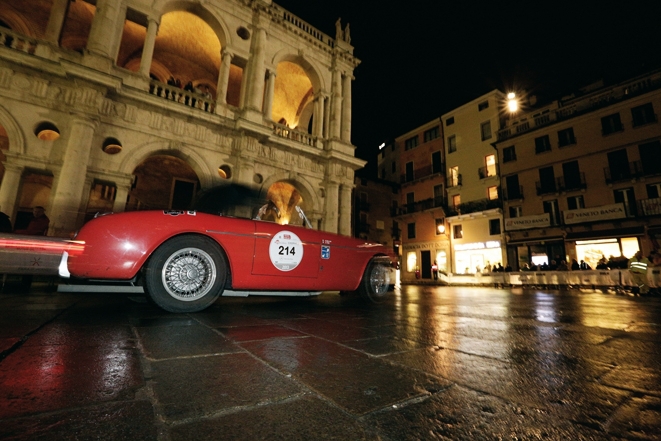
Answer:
[324, 181, 339, 233]
[263, 69, 276, 119]
[216, 49, 233, 107]
[341, 74, 353, 143]
[330, 69, 343, 139]
[44, 0, 70, 44]
[0, 163, 23, 217]
[338, 184, 353, 236]
[323, 94, 331, 139]
[86, 0, 122, 58]
[139, 17, 159, 78]
[49, 118, 97, 237]
[112, 179, 131, 213]
[246, 25, 266, 112]
[313, 92, 325, 138]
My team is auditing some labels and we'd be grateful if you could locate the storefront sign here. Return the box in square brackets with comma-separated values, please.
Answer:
[454, 241, 501, 251]
[504, 213, 550, 231]
[563, 203, 626, 225]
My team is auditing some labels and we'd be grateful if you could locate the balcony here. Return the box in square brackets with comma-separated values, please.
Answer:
[393, 197, 447, 216]
[503, 185, 524, 201]
[556, 172, 587, 192]
[638, 198, 661, 216]
[451, 198, 502, 216]
[535, 181, 558, 196]
[400, 164, 444, 185]
[478, 165, 499, 179]
[447, 174, 462, 188]
[604, 161, 642, 184]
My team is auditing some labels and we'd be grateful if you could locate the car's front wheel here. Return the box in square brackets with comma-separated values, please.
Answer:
[359, 258, 391, 303]
[144, 235, 227, 313]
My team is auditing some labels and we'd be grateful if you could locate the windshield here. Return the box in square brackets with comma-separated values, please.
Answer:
[191, 183, 312, 227]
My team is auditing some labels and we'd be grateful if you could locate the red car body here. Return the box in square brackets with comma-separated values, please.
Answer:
[61, 210, 396, 312]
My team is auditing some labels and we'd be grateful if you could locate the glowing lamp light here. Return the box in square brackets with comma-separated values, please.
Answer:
[507, 92, 518, 113]
[35, 122, 60, 141]
[437, 224, 446, 234]
[102, 138, 122, 154]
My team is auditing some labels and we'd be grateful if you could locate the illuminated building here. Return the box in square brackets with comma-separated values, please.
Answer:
[391, 118, 449, 282]
[495, 69, 661, 269]
[442, 91, 506, 274]
[0, 0, 361, 236]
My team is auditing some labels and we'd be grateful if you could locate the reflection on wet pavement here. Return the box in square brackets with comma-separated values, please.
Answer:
[0, 286, 659, 440]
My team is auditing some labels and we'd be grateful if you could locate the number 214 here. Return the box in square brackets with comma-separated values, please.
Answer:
[278, 245, 296, 255]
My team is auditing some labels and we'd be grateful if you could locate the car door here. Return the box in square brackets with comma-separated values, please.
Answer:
[251, 221, 320, 278]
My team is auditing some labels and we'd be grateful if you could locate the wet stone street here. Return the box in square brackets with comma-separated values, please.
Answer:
[0, 284, 660, 440]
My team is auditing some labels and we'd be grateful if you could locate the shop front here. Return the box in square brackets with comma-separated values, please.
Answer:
[403, 240, 450, 282]
[453, 240, 504, 273]
[504, 213, 565, 270]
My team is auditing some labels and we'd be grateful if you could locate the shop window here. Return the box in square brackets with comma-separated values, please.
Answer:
[453, 224, 463, 239]
[489, 219, 501, 235]
[406, 251, 417, 272]
[435, 250, 447, 272]
[407, 222, 416, 239]
[567, 195, 585, 210]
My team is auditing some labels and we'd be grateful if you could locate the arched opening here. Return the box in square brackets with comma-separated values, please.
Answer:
[264, 181, 306, 226]
[14, 170, 52, 231]
[272, 61, 314, 131]
[127, 155, 200, 211]
[0, 124, 8, 184]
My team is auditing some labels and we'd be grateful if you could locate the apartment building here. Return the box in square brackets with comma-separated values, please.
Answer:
[0, 0, 362, 237]
[495, 70, 661, 269]
[352, 175, 400, 252]
[442, 90, 506, 274]
[392, 118, 448, 282]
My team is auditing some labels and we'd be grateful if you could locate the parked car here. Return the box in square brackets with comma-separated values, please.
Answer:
[59, 185, 396, 313]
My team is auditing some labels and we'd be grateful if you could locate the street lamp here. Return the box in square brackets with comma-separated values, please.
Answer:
[507, 92, 518, 113]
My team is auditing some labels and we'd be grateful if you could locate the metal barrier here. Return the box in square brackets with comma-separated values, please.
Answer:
[446, 269, 661, 289]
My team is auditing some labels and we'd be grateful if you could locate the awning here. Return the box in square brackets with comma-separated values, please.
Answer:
[565, 226, 644, 241]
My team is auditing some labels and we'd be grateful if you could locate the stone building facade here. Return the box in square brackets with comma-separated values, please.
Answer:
[0, 0, 363, 237]
[495, 70, 661, 269]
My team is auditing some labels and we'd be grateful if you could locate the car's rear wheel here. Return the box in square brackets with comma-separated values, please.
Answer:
[144, 235, 227, 313]
[359, 258, 391, 303]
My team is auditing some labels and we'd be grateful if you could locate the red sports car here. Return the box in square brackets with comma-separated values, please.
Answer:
[59, 187, 396, 313]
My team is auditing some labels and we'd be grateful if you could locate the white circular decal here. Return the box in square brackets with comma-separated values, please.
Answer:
[269, 230, 303, 271]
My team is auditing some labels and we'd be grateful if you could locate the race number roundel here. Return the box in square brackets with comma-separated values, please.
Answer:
[269, 230, 303, 271]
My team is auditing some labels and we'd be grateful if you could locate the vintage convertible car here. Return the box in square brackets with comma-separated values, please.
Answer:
[58, 185, 396, 313]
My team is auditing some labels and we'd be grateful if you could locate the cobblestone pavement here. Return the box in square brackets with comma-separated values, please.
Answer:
[0, 283, 659, 440]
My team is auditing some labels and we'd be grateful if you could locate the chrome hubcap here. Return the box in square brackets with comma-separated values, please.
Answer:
[161, 247, 217, 301]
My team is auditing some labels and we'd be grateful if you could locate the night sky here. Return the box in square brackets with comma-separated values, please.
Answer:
[274, 0, 661, 175]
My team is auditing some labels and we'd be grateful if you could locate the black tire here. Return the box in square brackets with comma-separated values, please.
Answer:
[359, 258, 391, 303]
[144, 235, 227, 313]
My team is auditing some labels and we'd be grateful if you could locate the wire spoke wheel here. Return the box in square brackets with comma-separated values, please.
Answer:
[162, 247, 217, 301]
[360, 259, 391, 303]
